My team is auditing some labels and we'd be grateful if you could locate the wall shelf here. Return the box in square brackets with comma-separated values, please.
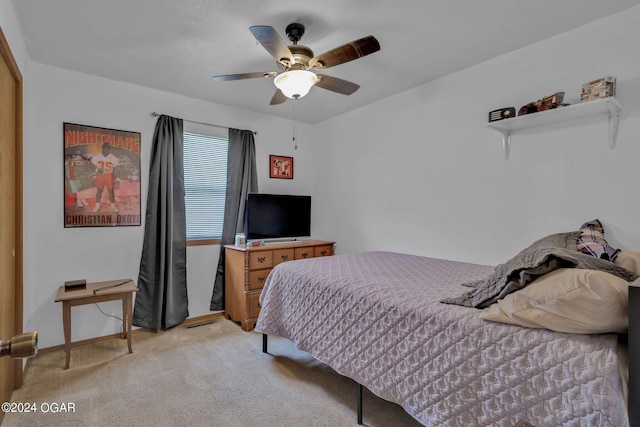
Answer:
[486, 97, 621, 160]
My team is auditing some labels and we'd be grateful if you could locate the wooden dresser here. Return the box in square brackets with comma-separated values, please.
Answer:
[224, 239, 335, 331]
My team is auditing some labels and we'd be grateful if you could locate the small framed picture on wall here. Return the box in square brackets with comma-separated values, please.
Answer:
[270, 155, 293, 179]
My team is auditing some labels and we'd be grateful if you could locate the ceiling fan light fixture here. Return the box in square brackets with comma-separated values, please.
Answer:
[274, 70, 318, 99]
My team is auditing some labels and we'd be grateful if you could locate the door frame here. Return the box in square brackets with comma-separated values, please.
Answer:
[0, 25, 24, 389]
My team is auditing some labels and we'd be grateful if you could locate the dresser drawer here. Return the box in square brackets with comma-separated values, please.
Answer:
[273, 248, 295, 265]
[250, 251, 273, 270]
[315, 245, 333, 257]
[249, 269, 271, 290]
[248, 291, 262, 319]
[295, 247, 314, 260]
[225, 240, 334, 331]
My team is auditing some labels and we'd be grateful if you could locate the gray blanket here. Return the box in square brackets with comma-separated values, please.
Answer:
[441, 231, 639, 308]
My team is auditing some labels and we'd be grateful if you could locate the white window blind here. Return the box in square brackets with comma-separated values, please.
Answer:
[183, 132, 228, 240]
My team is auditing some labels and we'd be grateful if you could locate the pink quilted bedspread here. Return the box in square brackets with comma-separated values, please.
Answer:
[255, 251, 627, 426]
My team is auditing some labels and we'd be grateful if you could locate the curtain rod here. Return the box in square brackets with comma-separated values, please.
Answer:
[151, 112, 257, 135]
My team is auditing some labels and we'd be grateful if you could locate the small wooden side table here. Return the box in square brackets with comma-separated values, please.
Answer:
[54, 279, 138, 369]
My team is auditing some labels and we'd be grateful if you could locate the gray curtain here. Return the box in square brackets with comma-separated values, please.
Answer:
[210, 128, 258, 310]
[133, 115, 189, 330]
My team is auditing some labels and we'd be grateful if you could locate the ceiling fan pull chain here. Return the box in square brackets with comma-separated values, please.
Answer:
[293, 100, 298, 150]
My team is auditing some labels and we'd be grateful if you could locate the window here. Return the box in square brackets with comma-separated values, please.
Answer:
[183, 130, 228, 243]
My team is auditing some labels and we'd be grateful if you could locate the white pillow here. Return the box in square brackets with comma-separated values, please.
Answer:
[480, 268, 634, 334]
[614, 251, 640, 275]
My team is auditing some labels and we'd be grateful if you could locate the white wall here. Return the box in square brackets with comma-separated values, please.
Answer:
[314, 7, 640, 266]
[21, 63, 317, 348]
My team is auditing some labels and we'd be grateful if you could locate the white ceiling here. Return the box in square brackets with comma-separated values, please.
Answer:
[11, 0, 640, 124]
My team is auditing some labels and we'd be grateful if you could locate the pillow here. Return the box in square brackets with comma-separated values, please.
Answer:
[614, 251, 640, 275]
[576, 219, 620, 261]
[480, 268, 634, 334]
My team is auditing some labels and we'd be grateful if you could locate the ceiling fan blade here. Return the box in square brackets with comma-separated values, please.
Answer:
[269, 89, 287, 105]
[212, 72, 277, 81]
[249, 26, 294, 66]
[309, 35, 380, 69]
[315, 74, 360, 95]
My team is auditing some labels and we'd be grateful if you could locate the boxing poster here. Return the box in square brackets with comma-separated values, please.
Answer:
[63, 123, 141, 227]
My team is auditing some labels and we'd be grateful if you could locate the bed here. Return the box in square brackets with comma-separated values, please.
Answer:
[255, 224, 640, 427]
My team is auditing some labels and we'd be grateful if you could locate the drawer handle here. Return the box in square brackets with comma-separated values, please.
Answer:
[281, 254, 289, 261]
[301, 252, 309, 258]
[258, 276, 266, 282]
[320, 250, 327, 256]
[257, 257, 266, 263]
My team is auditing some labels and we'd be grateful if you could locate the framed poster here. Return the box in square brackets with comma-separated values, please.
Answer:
[269, 155, 293, 179]
[63, 123, 141, 227]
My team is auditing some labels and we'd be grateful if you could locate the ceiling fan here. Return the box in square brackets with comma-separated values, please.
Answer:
[212, 23, 381, 105]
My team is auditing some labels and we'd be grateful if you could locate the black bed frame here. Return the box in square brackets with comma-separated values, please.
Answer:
[263, 285, 640, 426]
[260, 334, 363, 424]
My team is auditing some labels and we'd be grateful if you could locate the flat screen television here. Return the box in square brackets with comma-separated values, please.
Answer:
[244, 193, 311, 240]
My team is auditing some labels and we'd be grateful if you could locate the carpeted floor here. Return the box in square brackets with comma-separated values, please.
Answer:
[2, 318, 423, 426]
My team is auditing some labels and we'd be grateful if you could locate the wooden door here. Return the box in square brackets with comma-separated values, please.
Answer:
[0, 25, 24, 421]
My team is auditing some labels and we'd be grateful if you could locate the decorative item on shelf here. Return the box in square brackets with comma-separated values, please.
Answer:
[488, 107, 516, 122]
[581, 76, 616, 103]
[518, 92, 566, 116]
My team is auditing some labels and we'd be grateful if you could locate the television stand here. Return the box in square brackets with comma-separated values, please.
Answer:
[224, 239, 335, 331]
